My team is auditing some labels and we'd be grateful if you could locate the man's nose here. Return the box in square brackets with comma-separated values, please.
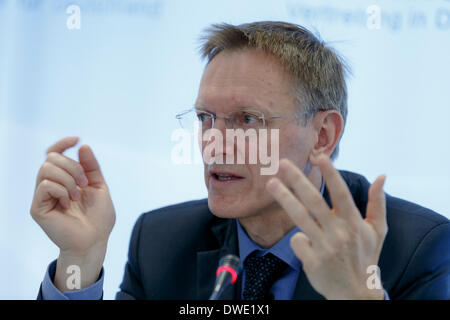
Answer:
[212, 117, 232, 131]
[205, 117, 236, 160]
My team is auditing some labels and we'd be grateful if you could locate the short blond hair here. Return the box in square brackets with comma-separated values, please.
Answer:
[199, 21, 349, 160]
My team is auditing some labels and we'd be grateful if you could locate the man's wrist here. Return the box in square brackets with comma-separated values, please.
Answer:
[356, 287, 386, 300]
[41, 259, 104, 300]
[330, 282, 386, 300]
[54, 246, 106, 292]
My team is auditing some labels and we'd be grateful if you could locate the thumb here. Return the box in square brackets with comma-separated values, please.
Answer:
[78, 145, 105, 188]
[365, 175, 387, 239]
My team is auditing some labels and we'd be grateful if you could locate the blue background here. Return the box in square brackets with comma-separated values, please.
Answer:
[0, 0, 449, 299]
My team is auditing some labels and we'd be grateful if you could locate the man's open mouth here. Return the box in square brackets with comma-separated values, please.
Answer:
[209, 168, 245, 182]
[212, 173, 244, 181]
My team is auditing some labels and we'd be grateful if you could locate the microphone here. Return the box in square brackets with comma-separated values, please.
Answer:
[209, 254, 240, 300]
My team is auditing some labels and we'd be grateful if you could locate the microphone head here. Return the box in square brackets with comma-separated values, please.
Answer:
[210, 254, 241, 300]
[216, 254, 240, 285]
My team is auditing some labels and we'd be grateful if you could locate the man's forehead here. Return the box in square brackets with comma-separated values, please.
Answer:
[199, 49, 291, 88]
[195, 90, 272, 114]
[196, 50, 294, 113]
[196, 82, 295, 115]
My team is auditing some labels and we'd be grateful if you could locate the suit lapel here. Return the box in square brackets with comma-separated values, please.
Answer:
[196, 249, 222, 299]
[196, 218, 239, 300]
[292, 270, 325, 300]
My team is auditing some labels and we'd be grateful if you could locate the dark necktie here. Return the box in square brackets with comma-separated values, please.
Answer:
[242, 252, 288, 300]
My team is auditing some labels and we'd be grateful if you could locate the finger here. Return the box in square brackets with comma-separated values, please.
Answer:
[37, 162, 80, 201]
[278, 158, 332, 228]
[309, 153, 358, 220]
[46, 137, 79, 155]
[290, 232, 317, 269]
[35, 179, 71, 212]
[266, 178, 323, 242]
[365, 175, 387, 239]
[78, 145, 105, 187]
[46, 152, 88, 188]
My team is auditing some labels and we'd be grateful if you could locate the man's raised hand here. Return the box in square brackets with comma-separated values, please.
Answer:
[30, 137, 116, 291]
[266, 153, 387, 300]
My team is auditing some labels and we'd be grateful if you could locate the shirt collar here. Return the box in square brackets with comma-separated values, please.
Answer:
[236, 219, 302, 271]
[236, 178, 325, 272]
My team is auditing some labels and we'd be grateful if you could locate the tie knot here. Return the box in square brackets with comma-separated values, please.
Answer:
[243, 252, 288, 300]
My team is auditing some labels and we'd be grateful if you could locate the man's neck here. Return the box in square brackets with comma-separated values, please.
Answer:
[238, 167, 322, 249]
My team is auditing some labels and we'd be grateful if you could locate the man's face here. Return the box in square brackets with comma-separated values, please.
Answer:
[196, 48, 316, 219]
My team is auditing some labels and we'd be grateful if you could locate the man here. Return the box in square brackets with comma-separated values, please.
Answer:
[31, 21, 449, 300]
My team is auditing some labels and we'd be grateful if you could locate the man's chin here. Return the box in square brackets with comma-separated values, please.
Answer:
[207, 194, 248, 219]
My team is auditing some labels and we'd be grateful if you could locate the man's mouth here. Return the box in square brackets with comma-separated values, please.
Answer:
[212, 173, 244, 181]
[209, 168, 245, 183]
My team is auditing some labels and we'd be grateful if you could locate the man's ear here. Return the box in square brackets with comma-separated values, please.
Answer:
[311, 110, 344, 157]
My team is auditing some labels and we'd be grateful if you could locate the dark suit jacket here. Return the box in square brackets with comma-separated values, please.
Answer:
[114, 170, 449, 300]
[38, 170, 450, 299]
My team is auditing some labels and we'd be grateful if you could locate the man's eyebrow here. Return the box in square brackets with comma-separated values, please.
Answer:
[193, 102, 207, 110]
[193, 102, 271, 114]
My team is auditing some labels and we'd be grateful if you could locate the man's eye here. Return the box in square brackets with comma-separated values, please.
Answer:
[242, 113, 260, 124]
[197, 113, 211, 122]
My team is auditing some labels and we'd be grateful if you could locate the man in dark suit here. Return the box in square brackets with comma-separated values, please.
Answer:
[117, 171, 449, 300]
[32, 21, 449, 300]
